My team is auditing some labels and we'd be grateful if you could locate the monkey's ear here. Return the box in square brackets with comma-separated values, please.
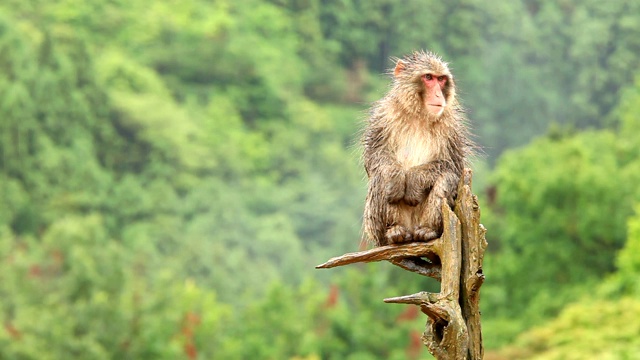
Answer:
[394, 60, 406, 77]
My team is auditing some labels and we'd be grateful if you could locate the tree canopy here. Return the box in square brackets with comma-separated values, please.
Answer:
[1, 0, 640, 358]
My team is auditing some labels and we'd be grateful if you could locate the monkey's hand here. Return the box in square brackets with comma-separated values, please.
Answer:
[404, 168, 429, 206]
[404, 161, 452, 205]
[385, 169, 406, 204]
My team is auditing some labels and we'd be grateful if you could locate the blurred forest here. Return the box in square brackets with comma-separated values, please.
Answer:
[1, 0, 640, 359]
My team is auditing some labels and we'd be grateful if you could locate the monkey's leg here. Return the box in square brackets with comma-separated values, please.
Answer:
[363, 189, 386, 246]
[413, 209, 441, 241]
[384, 202, 413, 244]
[413, 168, 460, 241]
[365, 170, 415, 245]
[364, 174, 405, 246]
[385, 169, 413, 243]
[385, 167, 406, 204]
[413, 180, 448, 241]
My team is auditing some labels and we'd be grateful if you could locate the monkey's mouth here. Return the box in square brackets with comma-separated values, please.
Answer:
[426, 103, 446, 116]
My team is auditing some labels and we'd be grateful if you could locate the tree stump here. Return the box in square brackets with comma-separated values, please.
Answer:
[316, 168, 487, 359]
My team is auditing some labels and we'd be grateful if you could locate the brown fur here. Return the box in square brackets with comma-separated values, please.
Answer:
[362, 50, 473, 246]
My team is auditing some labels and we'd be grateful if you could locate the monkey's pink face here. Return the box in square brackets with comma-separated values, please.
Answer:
[422, 73, 448, 116]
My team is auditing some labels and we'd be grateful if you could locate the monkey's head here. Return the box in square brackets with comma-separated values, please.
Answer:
[391, 50, 456, 119]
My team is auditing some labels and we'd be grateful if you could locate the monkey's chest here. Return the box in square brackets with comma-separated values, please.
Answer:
[394, 131, 437, 169]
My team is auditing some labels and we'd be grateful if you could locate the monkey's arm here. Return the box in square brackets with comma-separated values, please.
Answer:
[403, 161, 451, 206]
[363, 125, 405, 204]
[404, 139, 465, 206]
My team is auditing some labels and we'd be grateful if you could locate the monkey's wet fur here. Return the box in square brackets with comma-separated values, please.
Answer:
[362, 50, 474, 246]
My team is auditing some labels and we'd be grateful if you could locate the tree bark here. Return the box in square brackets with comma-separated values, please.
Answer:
[316, 168, 487, 359]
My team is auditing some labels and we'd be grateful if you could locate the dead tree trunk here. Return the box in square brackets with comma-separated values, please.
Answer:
[316, 168, 487, 359]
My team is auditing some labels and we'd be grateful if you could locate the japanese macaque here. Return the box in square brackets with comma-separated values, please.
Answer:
[362, 50, 473, 246]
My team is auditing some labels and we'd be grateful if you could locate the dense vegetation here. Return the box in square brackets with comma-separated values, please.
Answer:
[1, 0, 639, 358]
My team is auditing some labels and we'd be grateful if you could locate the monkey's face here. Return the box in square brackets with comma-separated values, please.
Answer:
[393, 51, 455, 118]
[421, 73, 448, 116]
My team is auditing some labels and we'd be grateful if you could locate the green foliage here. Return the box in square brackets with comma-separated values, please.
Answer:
[489, 206, 640, 358]
[0, 4, 368, 358]
[217, 268, 433, 360]
[599, 206, 640, 297]
[1, 0, 640, 358]
[607, 73, 640, 297]
[482, 130, 640, 332]
[495, 297, 640, 360]
[617, 207, 640, 280]
[0, 217, 230, 359]
[481, 64, 640, 349]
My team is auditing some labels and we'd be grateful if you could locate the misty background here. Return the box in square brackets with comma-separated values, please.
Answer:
[1, 0, 640, 359]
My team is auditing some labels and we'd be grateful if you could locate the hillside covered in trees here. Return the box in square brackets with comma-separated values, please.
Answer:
[1, 0, 640, 358]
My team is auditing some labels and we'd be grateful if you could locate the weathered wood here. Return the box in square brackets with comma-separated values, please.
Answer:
[422, 300, 468, 360]
[315, 241, 439, 269]
[389, 258, 441, 281]
[455, 169, 488, 360]
[418, 202, 469, 359]
[316, 168, 486, 360]
[384, 291, 440, 305]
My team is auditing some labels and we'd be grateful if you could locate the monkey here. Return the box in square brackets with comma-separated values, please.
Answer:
[362, 50, 473, 246]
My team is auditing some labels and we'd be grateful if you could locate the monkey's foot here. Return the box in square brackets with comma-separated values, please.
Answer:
[386, 225, 412, 244]
[413, 226, 440, 242]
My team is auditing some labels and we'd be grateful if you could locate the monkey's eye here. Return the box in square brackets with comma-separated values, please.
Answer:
[437, 75, 447, 82]
[424, 74, 433, 80]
